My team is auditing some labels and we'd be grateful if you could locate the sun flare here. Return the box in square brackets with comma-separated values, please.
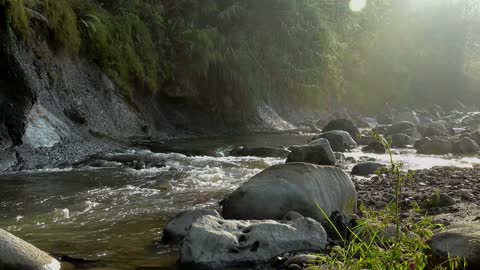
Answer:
[349, 0, 367, 12]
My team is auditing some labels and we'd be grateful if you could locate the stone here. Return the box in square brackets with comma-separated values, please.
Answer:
[386, 121, 416, 135]
[456, 190, 474, 201]
[376, 112, 392, 125]
[286, 139, 336, 166]
[310, 130, 357, 152]
[428, 224, 480, 269]
[180, 216, 327, 269]
[284, 254, 318, 267]
[417, 138, 453, 155]
[229, 146, 291, 158]
[282, 211, 304, 221]
[393, 111, 420, 125]
[221, 163, 357, 222]
[357, 136, 378, 146]
[414, 137, 431, 150]
[351, 162, 386, 176]
[0, 228, 61, 270]
[426, 193, 456, 208]
[322, 119, 360, 141]
[362, 142, 386, 154]
[453, 137, 479, 155]
[390, 134, 415, 148]
[163, 209, 221, 243]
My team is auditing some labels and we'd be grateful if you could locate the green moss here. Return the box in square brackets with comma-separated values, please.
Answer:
[0, 0, 30, 38]
[42, 0, 81, 53]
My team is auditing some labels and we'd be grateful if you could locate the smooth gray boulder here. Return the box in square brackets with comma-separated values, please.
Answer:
[362, 142, 386, 154]
[417, 138, 453, 155]
[393, 111, 420, 125]
[180, 216, 327, 270]
[163, 209, 221, 243]
[221, 163, 357, 222]
[286, 139, 336, 166]
[453, 137, 479, 155]
[0, 228, 61, 270]
[386, 121, 416, 135]
[390, 134, 415, 148]
[229, 146, 290, 158]
[351, 162, 386, 176]
[322, 119, 360, 141]
[414, 137, 431, 150]
[310, 130, 357, 152]
[428, 224, 480, 269]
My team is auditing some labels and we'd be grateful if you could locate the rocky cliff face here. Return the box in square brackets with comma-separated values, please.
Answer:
[0, 34, 308, 171]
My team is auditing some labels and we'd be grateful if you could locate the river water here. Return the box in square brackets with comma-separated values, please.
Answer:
[1, 132, 480, 269]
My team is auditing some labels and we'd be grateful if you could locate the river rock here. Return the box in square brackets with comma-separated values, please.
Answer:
[310, 130, 357, 152]
[0, 228, 61, 270]
[163, 209, 221, 243]
[390, 134, 415, 148]
[393, 111, 420, 125]
[221, 163, 357, 222]
[362, 142, 386, 154]
[417, 138, 453, 155]
[286, 139, 336, 166]
[386, 121, 416, 135]
[322, 119, 360, 141]
[351, 162, 386, 176]
[229, 146, 290, 158]
[428, 224, 480, 269]
[376, 112, 392, 125]
[180, 216, 327, 270]
[453, 137, 479, 155]
[414, 137, 431, 150]
[357, 135, 378, 145]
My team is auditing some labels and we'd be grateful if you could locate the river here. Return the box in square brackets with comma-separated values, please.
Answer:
[1, 132, 479, 269]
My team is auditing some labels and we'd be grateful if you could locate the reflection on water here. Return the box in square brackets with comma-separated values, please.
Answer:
[1, 132, 480, 269]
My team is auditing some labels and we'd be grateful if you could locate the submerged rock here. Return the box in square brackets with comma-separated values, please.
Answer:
[221, 163, 357, 222]
[310, 130, 357, 152]
[0, 228, 61, 270]
[180, 216, 327, 270]
[163, 209, 221, 243]
[322, 119, 360, 141]
[286, 139, 336, 166]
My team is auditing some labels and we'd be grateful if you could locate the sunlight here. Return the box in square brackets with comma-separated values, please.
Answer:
[349, 0, 367, 12]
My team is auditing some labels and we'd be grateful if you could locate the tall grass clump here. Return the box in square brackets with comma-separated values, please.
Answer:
[315, 129, 466, 270]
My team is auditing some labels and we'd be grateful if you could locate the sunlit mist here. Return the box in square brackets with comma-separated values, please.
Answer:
[349, 0, 367, 12]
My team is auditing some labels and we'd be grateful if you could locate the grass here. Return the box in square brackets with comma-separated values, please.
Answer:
[313, 129, 466, 270]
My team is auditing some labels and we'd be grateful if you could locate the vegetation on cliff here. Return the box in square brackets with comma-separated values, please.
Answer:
[1, 0, 480, 115]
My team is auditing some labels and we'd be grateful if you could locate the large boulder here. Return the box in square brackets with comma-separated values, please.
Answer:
[310, 130, 357, 152]
[362, 142, 386, 154]
[351, 162, 386, 176]
[229, 146, 290, 158]
[180, 216, 327, 270]
[322, 119, 360, 141]
[453, 137, 479, 155]
[286, 139, 336, 166]
[414, 137, 431, 150]
[163, 209, 221, 243]
[393, 111, 420, 125]
[417, 138, 453, 155]
[390, 134, 416, 148]
[221, 163, 357, 222]
[0, 228, 61, 270]
[428, 224, 480, 269]
[386, 121, 416, 135]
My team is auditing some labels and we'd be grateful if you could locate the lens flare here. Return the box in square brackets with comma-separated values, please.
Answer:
[349, 0, 367, 12]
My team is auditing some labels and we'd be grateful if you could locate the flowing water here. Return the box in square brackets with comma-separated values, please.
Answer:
[1, 132, 480, 269]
